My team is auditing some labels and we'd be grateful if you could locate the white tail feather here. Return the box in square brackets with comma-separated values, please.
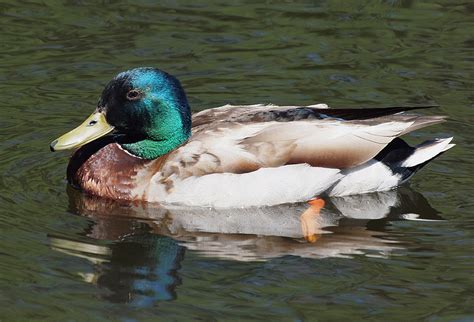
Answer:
[402, 137, 454, 167]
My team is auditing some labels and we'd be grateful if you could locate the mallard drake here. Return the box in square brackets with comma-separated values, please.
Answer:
[50, 67, 454, 208]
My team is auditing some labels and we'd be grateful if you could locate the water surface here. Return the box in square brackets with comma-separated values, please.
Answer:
[1, 1, 473, 320]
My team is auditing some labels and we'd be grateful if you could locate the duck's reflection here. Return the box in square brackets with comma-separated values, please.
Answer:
[50, 222, 184, 307]
[50, 186, 442, 305]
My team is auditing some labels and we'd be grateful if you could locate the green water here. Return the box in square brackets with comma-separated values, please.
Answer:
[1, 1, 473, 320]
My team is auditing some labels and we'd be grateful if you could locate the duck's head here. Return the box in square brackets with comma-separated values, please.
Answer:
[50, 67, 191, 159]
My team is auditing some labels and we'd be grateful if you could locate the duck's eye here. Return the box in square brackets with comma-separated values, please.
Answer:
[126, 89, 141, 101]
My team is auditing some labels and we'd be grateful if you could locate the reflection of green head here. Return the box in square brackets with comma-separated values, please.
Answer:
[100, 233, 184, 306]
[99, 67, 192, 159]
[128, 234, 184, 306]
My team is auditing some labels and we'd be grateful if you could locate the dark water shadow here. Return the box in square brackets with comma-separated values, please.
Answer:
[49, 186, 442, 306]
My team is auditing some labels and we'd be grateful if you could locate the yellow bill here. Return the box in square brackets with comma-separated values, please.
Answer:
[50, 112, 114, 151]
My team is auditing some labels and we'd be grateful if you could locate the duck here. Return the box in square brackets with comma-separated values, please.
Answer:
[50, 67, 454, 208]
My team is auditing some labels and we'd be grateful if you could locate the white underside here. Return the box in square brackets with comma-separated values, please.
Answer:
[156, 164, 342, 208]
[152, 161, 401, 208]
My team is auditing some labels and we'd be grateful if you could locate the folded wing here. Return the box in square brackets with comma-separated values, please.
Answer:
[160, 105, 445, 179]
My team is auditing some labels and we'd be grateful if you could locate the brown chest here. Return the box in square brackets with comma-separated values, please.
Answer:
[67, 140, 151, 200]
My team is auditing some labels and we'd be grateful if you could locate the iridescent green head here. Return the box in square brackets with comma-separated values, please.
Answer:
[51, 67, 192, 159]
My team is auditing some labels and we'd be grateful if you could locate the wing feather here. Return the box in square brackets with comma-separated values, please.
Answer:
[159, 105, 445, 178]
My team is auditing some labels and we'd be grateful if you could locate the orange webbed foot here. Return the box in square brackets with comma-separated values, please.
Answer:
[300, 197, 325, 243]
